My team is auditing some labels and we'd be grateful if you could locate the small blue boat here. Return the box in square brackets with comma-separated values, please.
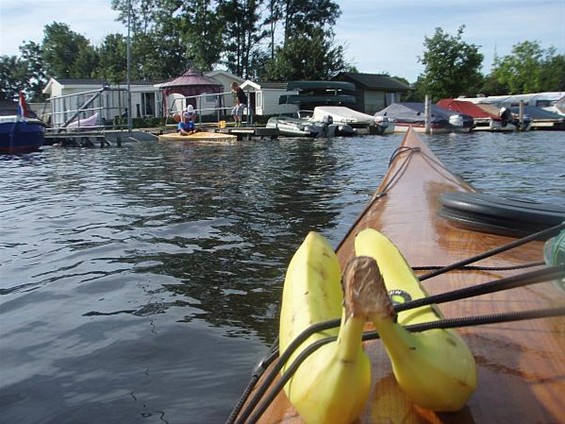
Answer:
[0, 94, 46, 154]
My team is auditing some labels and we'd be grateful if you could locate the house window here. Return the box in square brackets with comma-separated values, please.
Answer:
[142, 92, 155, 116]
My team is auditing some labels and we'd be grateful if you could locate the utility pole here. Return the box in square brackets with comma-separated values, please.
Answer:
[127, 0, 132, 132]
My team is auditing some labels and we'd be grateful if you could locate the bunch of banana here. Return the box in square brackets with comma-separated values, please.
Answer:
[355, 228, 477, 411]
[279, 231, 371, 424]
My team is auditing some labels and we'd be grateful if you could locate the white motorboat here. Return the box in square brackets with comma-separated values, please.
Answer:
[266, 111, 355, 138]
[312, 106, 395, 135]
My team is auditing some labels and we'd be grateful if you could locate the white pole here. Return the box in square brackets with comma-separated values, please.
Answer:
[127, 0, 132, 132]
[424, 94, 431, 134]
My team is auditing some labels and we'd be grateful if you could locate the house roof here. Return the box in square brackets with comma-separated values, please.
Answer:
[42, 77, 162, 95]
[334, 72, 410, 91]
[50, 78, 161, 86]
[205, 70, 244, 82]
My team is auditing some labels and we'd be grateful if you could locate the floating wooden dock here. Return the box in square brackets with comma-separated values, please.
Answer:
[217, 126, 278, 140]
[44, 124, 279, 147]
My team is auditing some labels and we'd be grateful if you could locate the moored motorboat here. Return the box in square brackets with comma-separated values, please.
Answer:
[312, 106, 395, 135]
[374, 102, 474, 134]
[266, 111, 355, 138]
[438, 99, 519, 131]
[0, 94, 46, 154]
[229, 129, 564, 423]
[266, 115, 322, 138]
[509, 105, 564, 130]
[0, 116, 46, 154]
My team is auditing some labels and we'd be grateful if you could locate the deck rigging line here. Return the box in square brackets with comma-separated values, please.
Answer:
[337, 145, 470, 253]
[238, 305, 565, 424]
[227, 261, 565, 423]
[419, 221, 565, 281]
[227, 145, 565, 424]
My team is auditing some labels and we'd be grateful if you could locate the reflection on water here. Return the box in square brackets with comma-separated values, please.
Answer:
[0, 132, 563, 423]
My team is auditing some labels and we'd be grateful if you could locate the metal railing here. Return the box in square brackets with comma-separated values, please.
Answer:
[47, 86, 129, 131]
[168, 90, 253, 126]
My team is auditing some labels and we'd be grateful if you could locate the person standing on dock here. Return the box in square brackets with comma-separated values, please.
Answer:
[230, 82, 247, 127]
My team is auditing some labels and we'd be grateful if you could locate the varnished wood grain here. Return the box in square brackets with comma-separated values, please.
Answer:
[236, 129, 564, 423]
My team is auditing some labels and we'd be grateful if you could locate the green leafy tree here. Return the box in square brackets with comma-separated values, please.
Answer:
[264, 27, 347, 81]
[96, 34, 128, 83]
[0, 56, 27, 101]
[417, 25, 484, 101]
[540, 53, 565, 91]
[112, 0, 199, 79]
[282, 0, 340, 42]
[0, 41, 47, 101]
[478, 72, 509, 96]
[218, 0, 267, 78]
[180, 0, 224, 72]
[261, 0, 348, 81]
[42, 22, 98, 78]
[19, 41, 48, 101]
[490, 41, 565, 94]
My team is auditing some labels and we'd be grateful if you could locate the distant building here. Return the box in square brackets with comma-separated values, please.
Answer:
[332, 72, 411, 114]
[240, 81, 297, 116]
[43, 78, 162, 127]
[42, 70, 245, 127]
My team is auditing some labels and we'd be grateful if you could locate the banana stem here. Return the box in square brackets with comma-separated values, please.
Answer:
[336, 314, 366, 362]
[370, 315, 413, 357]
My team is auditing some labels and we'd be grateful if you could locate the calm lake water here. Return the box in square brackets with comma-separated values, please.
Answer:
[1, 131, 563, 423]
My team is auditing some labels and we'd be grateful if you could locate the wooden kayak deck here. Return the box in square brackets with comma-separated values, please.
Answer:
[231, 129, 564, 423]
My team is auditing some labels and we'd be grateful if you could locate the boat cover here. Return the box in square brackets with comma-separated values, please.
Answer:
[437, 99, 501, 119]
[312, 106, 375, 124]
[375, 102, 474, 127]
[509, 105, 565, 121]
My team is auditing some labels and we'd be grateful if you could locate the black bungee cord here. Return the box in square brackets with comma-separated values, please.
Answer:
[226, 143, 565, 424]
[227, 263, 565, 424]
[243, 303, 565, 424]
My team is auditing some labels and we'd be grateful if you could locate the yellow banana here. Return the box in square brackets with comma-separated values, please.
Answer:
[355, 229, 477, 411]
[279, 231, 371, 424]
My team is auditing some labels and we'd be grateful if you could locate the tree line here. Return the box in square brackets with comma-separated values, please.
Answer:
[1, 1, 563, 104]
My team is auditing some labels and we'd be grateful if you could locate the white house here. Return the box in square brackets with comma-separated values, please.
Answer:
[43, 78, 162, 127]
[240, 80, 298, 116]
[41, 71, 296, 128]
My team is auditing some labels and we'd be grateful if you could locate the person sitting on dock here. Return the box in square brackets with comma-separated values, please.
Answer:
[230, 82, 247, 127]
[178, 105, 197, 135]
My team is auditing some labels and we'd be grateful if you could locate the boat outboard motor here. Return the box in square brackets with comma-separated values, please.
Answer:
[499, 107, 512, 127]
[374, 115, 390, 127]
[319, 115, 337, 138]
[449, 114, 464, 128]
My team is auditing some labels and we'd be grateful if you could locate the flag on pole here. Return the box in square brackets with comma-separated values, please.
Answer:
[17, 91, 28, 118]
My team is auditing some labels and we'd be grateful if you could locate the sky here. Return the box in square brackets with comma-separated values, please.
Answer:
[1, 0, 564, 83]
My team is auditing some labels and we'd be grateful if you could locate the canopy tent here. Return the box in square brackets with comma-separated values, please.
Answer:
[156, 68, 223, 114]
